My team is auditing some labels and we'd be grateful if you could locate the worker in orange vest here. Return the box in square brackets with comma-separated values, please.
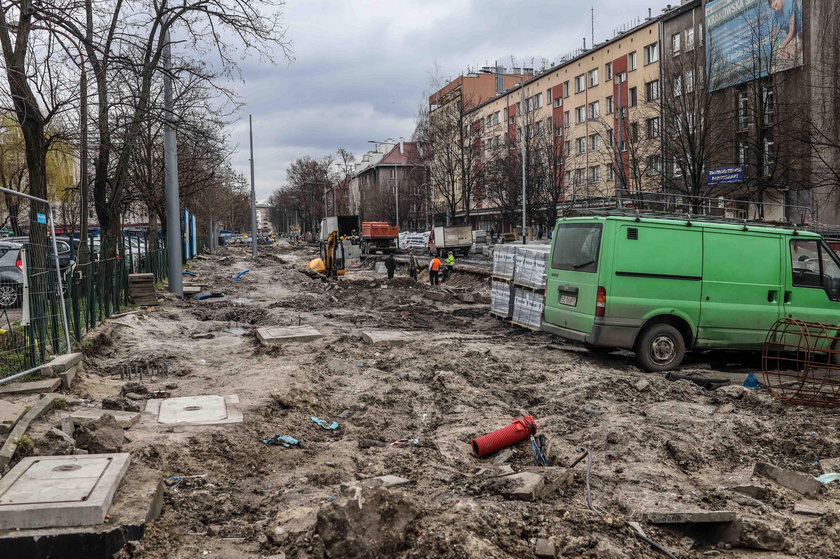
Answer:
[429, 255, 442, 286]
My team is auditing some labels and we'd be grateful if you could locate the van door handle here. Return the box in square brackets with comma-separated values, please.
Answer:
[784, 291, 792, 303]
[767, 290, 777, 302]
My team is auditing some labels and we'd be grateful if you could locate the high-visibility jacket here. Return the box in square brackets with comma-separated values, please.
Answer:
[430, 257, 441, 271]
[445, 254, 455, 266]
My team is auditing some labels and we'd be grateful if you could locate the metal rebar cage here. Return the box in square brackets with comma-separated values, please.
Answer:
[762, 318, 840, 407]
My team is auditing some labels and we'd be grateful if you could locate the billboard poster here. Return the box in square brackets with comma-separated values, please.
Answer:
[705, 0, 804, 90]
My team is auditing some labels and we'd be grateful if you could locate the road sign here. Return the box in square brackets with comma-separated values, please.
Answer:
[707, 166, 744, 185]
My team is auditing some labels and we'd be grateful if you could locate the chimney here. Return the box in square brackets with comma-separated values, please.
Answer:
[399, 138, 404, 155]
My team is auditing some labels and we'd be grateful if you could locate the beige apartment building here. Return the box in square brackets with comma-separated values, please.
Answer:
[462, 18, 664, 231]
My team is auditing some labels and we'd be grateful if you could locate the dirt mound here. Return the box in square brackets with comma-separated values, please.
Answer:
[316, 486, 421, 559]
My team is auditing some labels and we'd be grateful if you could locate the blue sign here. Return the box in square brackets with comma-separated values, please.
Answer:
[707, 166, 745, 185]
[705, 0, 804, 91]
[36, 212, 47, 224]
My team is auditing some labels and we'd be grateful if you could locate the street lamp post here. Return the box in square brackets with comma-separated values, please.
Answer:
[518, 84, 527, 244]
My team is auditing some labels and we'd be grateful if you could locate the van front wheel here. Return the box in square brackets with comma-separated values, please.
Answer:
[635, 323, 685, 372]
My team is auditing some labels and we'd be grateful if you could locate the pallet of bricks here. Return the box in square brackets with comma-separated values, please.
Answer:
[128, 273, 157, 306]
[490, 244, 550, 330]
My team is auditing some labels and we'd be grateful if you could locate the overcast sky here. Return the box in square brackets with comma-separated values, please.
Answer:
[228, 0, 667, 201]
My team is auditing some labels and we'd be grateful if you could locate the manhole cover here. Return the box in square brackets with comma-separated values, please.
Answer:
[157, 395, 228, 424]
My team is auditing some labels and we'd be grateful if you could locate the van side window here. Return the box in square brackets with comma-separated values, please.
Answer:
[551, 223, 602, 273]
[790, 240, 840, 301]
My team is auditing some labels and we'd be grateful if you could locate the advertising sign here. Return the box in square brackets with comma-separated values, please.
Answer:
[707, 166, 745, 185]
[705, 0, 804, 90]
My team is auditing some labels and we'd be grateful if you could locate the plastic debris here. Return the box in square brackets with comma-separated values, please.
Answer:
[233, 269, 251, 282]
[391, 438, 420, 446]
[166, 474, 207, 491]
[743, 372, 764, 388]
[183, 271, 197, 277]
[262, 434, 301, 448]
[816, 473, 840, 484]
[311, 416, 340, 430]
[195, 292, 225, 300]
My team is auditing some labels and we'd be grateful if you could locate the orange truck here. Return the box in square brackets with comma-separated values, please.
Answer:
[361, 221, 399, 254]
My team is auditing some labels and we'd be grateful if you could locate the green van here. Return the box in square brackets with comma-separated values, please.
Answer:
[541, 215, 840, 371]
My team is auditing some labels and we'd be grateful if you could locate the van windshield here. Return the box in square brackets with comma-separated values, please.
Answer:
[551, 223, 602, 273]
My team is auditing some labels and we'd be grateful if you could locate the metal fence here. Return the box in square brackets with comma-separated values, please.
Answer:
[0, 187, 170, 382]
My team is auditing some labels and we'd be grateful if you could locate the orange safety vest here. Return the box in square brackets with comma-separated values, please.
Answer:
[431, 257, 441, 271]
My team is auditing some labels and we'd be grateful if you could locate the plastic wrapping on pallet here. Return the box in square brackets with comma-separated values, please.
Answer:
[490, 280, 515, 318]
[512, 287, 545, 330]
[511, 245, 551, 289]
[492, 245, 517, 279]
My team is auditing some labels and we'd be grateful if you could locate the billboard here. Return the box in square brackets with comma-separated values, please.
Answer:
[705, 0, 804, 90]
[707, 166, 745, 185]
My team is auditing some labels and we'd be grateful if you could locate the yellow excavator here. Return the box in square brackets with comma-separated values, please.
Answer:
[308, 231, 345, 277]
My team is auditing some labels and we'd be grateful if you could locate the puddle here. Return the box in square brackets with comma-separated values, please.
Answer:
[230, 297, 254, 305]
[224, 327, 249, 335]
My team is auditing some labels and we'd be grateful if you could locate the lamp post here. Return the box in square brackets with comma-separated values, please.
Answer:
[517, 83, 527, 244]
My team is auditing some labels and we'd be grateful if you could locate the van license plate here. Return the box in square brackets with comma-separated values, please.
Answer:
[559, 295, 577, 306]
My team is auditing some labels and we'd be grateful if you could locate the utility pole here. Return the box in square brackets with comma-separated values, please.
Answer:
[395, 167, 400, 229]
[163, 15, 183, 296]
[249, 114, 257, 258]
[520, 84, 527, 244]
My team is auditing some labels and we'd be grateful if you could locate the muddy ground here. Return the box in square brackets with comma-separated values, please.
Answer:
[17, 240, 840, 558]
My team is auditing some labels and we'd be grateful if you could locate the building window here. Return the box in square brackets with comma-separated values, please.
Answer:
[698, 23, 704, 45]
[535, 93, 543, 109]
[685, 70, 695, 93]
[494, 111, 500, 125]
[553, 97, 562, 108]
[589, 166, 601, 183]
[576, 137, 586, 154]
[646, 117, 660, 139]
[486, 115, 492, 127]
[686, 28, 696, 51]
[575, 106, 586, 124]
[516, 102, 521, 115]
[495, 135, 501, 148]
[574, 74, 585, 93]
[563, 80, 570, 97]
[629, 87, 638, 107]
[606, 96, 614, 114]
[645, 80, 660, 101]
[565, 140, 572, 156]
[737, 136, 748, 165]
[546, 89, 552, 104]
[509, 114, 516, 125]
[672, 32, 681, 53]
[763, 84, 775, 126]
[588, 68, 599, 87]
[565, 170, 572, 185]
[630, 122, 639, 143]
[606, 127, 614, 147]
[736, 89, 748, 129]
[556, 126, 563, 137]
[605, 62, 613, 81]
[673, 75, 683, 97]
[588, 101, 600, 120]
[607, 165, 615, 181]
[575, 168, 585, 185]
[590, 134, 601, 151]
[615, 72, 626, 84]
[644, 42, 659, 65]
[673, 158, 682, 177]
[628, 51, 637, 71]
[389, 168, 396, 178]
[564, 110, 571, 128]
[763, 137, 774, 176]
[647, 155, 662, 175]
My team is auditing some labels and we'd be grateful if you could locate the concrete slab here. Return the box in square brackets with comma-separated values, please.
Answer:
[256, 326, 322, 345]
[145, 394, 242, 425]
[0, 399, 26, 434]
[0, 378, 61, 395]
[45, 353, 83, 373]
[793, 503, 825, 515]
[361, 330, 411, 347]
[501, 471, 545, 501]
[0, 453, 131, 530]
[58, 365, 78, 389]
[64, 409, 140, 429]
[646, 511, 737, 524]
[424, 291, 447, 302]
[754, 462, 822, 497]
[0, 394, 59, 469]
[0, 464, 163, 559]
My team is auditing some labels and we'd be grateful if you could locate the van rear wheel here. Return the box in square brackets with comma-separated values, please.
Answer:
[635, 323, 685, 372]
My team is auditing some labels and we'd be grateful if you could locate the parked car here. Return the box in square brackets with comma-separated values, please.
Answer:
[0, 238, 76, 308]
[541, 215, 840, 371]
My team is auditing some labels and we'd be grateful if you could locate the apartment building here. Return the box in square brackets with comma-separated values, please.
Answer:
[661, 0, 840, 223]
[464, 17, 663, 231]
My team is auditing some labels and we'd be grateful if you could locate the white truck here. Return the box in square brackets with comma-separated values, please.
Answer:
[428, 226, 472, 256]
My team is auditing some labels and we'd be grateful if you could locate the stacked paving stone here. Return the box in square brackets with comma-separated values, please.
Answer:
[128, 273, 156, 306]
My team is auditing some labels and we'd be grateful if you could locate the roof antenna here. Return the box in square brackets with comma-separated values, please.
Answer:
[591, 6, 595, 47]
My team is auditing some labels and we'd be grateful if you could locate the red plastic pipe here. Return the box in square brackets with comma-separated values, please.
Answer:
[471, 416, 537, 457]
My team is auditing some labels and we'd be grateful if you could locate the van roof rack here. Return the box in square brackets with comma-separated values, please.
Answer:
[560, 207, 823, 231]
